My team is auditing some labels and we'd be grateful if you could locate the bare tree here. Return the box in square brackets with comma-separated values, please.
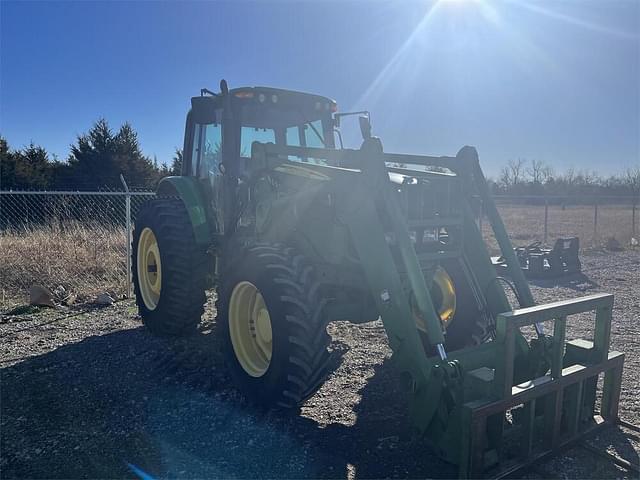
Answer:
[623, 166, 640, 195]
[577, 169, 599, 186]
[527, 159, 553, 185]
[499, 158, 527, 188]
[562, 167, 576, 187]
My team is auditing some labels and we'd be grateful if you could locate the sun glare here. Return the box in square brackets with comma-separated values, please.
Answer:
[354, 0, 637, 128]
[353, 0, 501, 111]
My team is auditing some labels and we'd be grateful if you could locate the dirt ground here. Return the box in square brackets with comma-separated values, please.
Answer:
[1, 250, 639, 479]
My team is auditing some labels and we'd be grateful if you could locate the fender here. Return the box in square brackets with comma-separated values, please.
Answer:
[157, 176, 212, 247]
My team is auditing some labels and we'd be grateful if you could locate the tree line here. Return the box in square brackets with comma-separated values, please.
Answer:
[491, 158, 639, 198]
[1, 120, 638, 198]
[0, 119, 182, 191]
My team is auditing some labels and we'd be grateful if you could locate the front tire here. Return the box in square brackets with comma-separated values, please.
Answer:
[132, 198, 207, 335]
[217, 243, 332, 408]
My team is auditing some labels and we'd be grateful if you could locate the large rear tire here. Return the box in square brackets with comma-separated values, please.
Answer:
[132, 198, 207, 335]
[217, 243, 332, 408]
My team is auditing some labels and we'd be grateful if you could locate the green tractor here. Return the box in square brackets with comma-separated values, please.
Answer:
[133, 80, 624, 477]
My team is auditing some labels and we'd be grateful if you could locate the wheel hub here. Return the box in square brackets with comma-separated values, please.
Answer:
[229, 281, 273, 377]
[137, 228, 162, 310]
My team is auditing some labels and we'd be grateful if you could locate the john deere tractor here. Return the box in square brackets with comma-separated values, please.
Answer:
[133, 81, 624, 477]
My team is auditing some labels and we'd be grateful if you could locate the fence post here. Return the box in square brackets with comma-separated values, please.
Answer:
[593, 200, 598, 246]
[544, 198, 549, 245]
[632, 200, 637, 241]
[23, 195, 28, 226]
[120, 174, 132, 298]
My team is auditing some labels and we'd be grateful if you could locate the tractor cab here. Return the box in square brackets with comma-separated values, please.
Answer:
[182, 84, 337, 181]
[178, 82, 338, 236]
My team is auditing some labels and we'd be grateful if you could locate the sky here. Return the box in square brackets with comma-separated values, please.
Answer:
[1, 0, 638, 177]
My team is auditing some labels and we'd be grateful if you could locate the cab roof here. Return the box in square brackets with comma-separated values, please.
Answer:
[229, 86, 336, 110]
[190, 85, 337, 129]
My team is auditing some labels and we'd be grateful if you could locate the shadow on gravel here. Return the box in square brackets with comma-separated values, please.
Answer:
[3, 323, 635, 479]
[1, 326, 455, 479]
[529, 272, 600, 292]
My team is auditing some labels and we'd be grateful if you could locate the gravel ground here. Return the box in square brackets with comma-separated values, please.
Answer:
[1, 250, 638, 479]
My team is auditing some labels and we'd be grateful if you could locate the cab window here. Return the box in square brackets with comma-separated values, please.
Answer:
[283, 121, 327, 165]
[286, 126, 301, 146]
[193, 109, 222, 179]
[303, 120, 324, 148]
[240, 127, 275, 157]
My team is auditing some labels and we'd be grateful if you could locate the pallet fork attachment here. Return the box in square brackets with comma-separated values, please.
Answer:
[459, 293, 623, 478]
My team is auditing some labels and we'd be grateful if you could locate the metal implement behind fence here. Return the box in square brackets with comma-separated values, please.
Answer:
[0, 188, 155, 302]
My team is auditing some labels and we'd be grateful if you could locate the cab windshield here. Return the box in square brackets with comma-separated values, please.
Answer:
[236, 99, 333, 162]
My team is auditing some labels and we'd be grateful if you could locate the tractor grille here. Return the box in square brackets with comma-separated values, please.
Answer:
[402, 176, 461, 221]
[394, 175, 464, 260]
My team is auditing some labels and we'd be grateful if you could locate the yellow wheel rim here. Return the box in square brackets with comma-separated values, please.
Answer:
[137, 227, 162, 310]
[229, 281, 273, 377]
[433, 267, 456, 327]
[414, 267, 457, 332]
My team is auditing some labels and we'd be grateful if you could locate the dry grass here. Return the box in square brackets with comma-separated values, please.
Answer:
[0, 203, 635, 308]
[483, 204, 636, 254]
[0, 222, 127, 307]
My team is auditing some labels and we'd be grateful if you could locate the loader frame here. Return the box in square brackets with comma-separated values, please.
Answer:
[246, 139, 624, 477]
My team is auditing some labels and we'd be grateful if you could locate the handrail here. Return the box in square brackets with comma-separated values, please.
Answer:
[251, 142, 463, 173]
[499, 293, 613, 328]
[494, 293, 614, 399]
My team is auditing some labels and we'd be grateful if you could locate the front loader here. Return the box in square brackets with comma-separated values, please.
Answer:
[132, 80, 624, 477]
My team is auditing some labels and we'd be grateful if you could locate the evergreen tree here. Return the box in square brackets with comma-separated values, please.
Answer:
[0, 136, 15, 189]
[0, 138, 53, 190]
[67, 118, 118, 189]
[114, 122, 158, 188]
[67, 119, 161, 189]
[171, 148, 183, 176]
[18, 143, 53, 189]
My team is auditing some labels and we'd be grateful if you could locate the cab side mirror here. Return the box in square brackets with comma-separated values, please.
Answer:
[190, 96, 219, 124]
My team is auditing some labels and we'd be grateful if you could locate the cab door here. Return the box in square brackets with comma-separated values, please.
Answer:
[189, 108, 226, 235]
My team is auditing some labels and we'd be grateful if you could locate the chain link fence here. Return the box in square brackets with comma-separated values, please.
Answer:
[1, 189, 638, 307]
[0, 189, 155, 307]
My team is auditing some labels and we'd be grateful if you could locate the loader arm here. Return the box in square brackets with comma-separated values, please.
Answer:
[249, 140, 538, 423]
